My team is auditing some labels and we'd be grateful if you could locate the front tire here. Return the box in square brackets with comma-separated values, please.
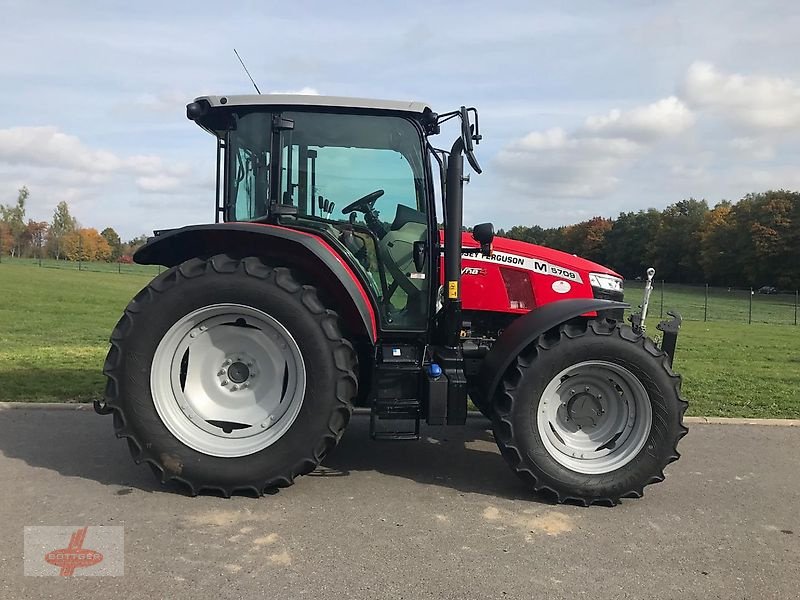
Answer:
[102, 255, 358, 496]
[493, 319, 687, 505]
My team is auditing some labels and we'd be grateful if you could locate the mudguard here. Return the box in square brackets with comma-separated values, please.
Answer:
[478, 298, 629, 403]
[134, 222, 377, 342]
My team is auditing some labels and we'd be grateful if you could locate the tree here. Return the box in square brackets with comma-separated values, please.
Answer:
[47, 201, 78, 259]
[100, 227, 122, 261]
[604, 209, 663, 279]
[121, 234, 149, 258]
[0, 187, 28, 257]
[651, 199, 708, 283]
[729, 190, 799, 287]
[22, 220, 49, 258]
[62, 228, 112, 262]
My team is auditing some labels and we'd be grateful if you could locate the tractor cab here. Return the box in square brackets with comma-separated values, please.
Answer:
[187, 95, 476, 334]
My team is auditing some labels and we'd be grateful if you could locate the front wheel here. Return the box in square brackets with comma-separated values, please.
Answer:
[493, 319, 687, 505]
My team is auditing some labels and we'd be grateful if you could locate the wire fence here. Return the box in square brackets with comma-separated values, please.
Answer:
[625, 281, 800, 326]
[0, 256, 162, 276]
[2, 257, 798, 325]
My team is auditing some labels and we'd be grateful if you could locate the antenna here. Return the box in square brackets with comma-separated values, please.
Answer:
[233, 48, 262, 94]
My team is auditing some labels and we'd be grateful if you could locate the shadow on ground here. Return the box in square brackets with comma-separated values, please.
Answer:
[317, 415, 547, 503]
[0, 407, 546, 503]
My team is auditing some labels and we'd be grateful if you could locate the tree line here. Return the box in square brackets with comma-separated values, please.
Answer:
[498, 190, 800, 289]
[3, 186, 798, 288]
[0, 187, 148, 262]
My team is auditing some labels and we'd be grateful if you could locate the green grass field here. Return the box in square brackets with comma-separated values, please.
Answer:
[1, 261, 799, 417]
[626, 280, 799, 325]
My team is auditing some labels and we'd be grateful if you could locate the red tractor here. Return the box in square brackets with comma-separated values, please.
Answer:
[97, 95, 687, 505]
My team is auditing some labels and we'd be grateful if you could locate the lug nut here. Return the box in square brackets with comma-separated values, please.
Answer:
[221, 379, 229, 386]
[231, 384, 239, 391]
[217, 370, 225, 376]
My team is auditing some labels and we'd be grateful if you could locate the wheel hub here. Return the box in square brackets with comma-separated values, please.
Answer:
[215, 352, 259, 392]
[227, 361, 250, 384]
[564, 391, 604, 430]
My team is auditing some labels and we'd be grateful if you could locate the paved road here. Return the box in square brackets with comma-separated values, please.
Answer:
[0, 406, 797, 599]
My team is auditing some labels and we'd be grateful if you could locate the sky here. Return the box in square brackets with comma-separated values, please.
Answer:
[1, 0, 799, 239]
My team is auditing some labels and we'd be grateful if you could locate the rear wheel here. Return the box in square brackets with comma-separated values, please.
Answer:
[493, 319, 687, 505]
[102, 254, 357, 496]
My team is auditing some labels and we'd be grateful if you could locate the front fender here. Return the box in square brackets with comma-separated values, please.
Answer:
[478, 298, 629, 403]
[134, 223, 377, 343]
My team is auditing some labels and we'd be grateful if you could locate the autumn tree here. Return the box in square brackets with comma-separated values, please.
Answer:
[21, 220, 49, 258]
[697, 202, 737, 285]
[62, 228, 112, 262]
[0, 186, 28, 257]
[47, 201, 78, 259]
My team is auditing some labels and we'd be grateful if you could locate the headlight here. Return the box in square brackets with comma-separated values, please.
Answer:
[589, 272, 624, 292]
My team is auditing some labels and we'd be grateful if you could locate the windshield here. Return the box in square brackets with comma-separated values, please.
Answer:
[225, 110, 431, 330]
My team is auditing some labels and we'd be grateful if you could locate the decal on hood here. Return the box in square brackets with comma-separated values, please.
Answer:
[465, 251, 584, 283]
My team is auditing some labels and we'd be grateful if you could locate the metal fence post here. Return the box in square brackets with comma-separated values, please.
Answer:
[704, 283, 709, 322]
[749, 288, 753, 324]
[795, 290, 798, 326]
[660, 280, 664, 318]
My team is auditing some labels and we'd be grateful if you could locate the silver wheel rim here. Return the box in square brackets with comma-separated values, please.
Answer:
[150, 303, 306, 458]
[536, 360, 652, 474]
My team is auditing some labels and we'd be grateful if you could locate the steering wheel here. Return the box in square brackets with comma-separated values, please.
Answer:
[341, 189, 384, 215]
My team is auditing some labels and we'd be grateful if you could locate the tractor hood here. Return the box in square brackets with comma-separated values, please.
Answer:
[490, 235, 621, 278]
[459, 232, 621, 279]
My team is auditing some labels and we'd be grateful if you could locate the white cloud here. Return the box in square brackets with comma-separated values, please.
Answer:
[494, 96, 689, 200]
[136, 174, 182, 193]
[682, 61, 800, 129]
[0, 126, 124, 172]
[581, 96, 694, 141]
[730, 137, 775, 161]
[0, 126, 190, 179]
[0, 125, 204, 236]
[133, 91, 188, 114]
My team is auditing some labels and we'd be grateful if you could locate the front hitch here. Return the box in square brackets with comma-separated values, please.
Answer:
[629, 267, 681, 366]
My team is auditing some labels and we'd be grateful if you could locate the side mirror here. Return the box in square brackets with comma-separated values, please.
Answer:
[472, 222, 494, 257]
[460, 106, 482, 174]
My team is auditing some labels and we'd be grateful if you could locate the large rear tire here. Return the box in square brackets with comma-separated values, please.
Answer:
[101, 254, 357, 496]
[493, 319, 687, 505]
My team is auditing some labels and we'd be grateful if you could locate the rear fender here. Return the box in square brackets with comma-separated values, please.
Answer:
[478, 298, 629, 403]
[134, 223, 377, 343]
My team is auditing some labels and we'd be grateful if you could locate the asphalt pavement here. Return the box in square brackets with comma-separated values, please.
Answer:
[0, 405, 797, 599]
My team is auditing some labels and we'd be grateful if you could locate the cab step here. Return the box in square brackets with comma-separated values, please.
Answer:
[369, 398, 421, 440]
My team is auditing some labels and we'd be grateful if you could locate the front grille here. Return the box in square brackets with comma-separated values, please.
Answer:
[593, 286, 625, 321]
